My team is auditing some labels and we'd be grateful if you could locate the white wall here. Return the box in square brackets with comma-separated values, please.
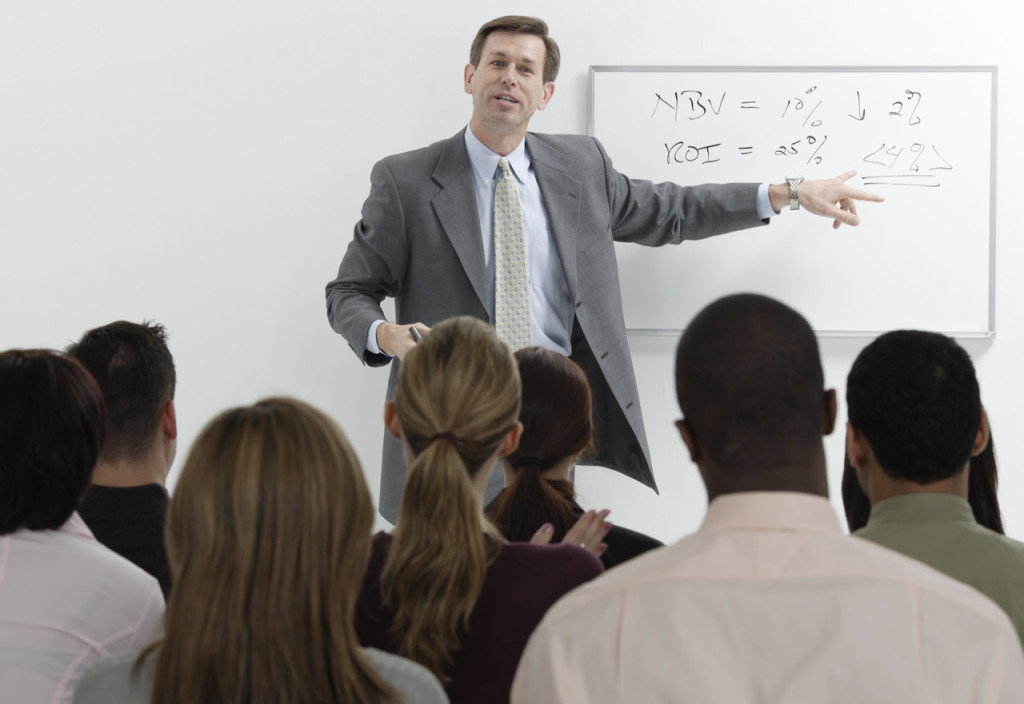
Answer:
[2, 1, 1020, 542]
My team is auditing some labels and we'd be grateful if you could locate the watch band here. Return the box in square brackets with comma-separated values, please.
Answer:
[786, 176, 804, 211]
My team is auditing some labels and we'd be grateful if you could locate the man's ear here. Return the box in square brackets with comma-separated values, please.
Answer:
[823, 389, 837, 436]
[971, 407, 991, 457]
[384, 401, 403, 440]
[464, 63, 475, 94]
[162, 400, 177, 440]
[846, 422, 869, 469]
[497, 421, 523, 458]
[675, 419, 701, 464]
[537, 81, 555, 110]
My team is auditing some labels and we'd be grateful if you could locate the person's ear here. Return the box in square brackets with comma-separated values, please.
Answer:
[537, 81, 555, 110]
[464, 63, 476, 94]
[970, 407, 991, 457]
[823, 389, 837, 435]
[384, 401, 403, 440]
[497, 421, 523, 458]
[846, 423, 869, 469]
[162, 400, 177, 440]
[675, 419, 701, 463]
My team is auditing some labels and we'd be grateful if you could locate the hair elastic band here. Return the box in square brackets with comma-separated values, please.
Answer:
[513, 456, 543, 469]
[430, 432, 459, 444]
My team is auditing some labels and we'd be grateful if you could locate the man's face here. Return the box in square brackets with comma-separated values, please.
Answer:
[464, 30, 554, 139]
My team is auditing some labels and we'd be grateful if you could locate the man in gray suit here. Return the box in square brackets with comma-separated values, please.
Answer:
[326, 15, 882, 521]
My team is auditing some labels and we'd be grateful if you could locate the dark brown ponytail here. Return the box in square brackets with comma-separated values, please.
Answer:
[487, 347, 593, 542]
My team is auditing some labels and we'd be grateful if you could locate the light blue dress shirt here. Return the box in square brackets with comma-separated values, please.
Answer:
[462, 127, 573, 354]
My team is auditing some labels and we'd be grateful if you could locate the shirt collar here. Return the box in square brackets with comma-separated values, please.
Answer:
[867, 493, 975, 526]
[701, 492, 842, 534]
[464, 125, 531, 185]
[62, 511, 97, 540]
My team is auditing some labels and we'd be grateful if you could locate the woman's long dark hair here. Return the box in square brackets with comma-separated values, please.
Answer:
[487, 347, 593, 542]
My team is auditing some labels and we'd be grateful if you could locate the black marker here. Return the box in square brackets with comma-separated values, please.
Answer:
[409, 326, 422, 344]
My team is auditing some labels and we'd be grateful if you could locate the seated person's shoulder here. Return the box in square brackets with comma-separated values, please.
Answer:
[498, 541, 603, 584]
[74, 650, 154, 704]
[363, 648, 448, 703]
[850, 533, 1019, 623]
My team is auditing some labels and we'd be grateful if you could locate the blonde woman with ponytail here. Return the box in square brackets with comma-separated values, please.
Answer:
[74, 397, 447, 704]
[356, 317, 603, 704]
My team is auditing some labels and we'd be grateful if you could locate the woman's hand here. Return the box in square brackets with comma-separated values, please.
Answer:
[530, 508, 611, 557]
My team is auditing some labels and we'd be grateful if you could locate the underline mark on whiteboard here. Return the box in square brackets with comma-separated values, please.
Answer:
[861, 174, 941, 187]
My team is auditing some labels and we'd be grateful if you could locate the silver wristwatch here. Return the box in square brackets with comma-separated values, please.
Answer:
[786, 176, 804, 210]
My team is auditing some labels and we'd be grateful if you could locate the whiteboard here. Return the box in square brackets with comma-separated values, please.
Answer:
[589, 67, 997, 337]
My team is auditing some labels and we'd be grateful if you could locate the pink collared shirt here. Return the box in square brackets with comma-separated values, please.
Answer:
[512, 492, 1024, 704]
[0, 512, 164, 704]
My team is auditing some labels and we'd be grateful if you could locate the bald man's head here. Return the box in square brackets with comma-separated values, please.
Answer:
[675, 294, 830, 483]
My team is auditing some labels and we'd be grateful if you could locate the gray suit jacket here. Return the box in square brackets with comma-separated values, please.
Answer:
[326, 129, 765, 521]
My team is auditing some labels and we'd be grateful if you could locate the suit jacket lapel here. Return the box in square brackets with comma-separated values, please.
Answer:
[431, 131, 489, 310]
[526, 133, 581, 304]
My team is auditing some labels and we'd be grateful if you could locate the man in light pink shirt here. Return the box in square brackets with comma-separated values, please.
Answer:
[0, 350, 164, 704]
[512, 294, 1024, 704]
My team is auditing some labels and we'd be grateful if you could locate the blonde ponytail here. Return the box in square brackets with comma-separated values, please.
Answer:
[382, 317, 520, 682]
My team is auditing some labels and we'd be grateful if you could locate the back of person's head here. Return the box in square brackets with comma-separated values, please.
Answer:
[0, 349, 106, 535]
[469, 15, 560, 83]
[675, 294, 827, 476]
[153, 397, 392, 704]
[488, 346, 591, 542]
[847, 330, 980, 484]
[66, 320, 175, 463]
[384, 316, 521, 681]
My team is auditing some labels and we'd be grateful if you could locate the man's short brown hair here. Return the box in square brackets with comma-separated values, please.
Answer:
[469, 16, 560, 84]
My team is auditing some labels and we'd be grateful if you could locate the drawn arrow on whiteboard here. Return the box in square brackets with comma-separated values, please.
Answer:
[849, 91, 866, 121]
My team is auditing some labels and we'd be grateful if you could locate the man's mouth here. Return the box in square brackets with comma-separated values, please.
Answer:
[496, 95, 518, 104]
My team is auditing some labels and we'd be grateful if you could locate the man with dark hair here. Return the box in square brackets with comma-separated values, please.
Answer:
[67, 320, 176, 595]
[326, 15, 884, 522]
[0, 349, 163, 702]
[512, 294, 1024, 703]
[847, 330, 1024, 644]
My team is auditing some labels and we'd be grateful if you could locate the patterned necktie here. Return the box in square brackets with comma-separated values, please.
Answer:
[493, 157, 533, 350]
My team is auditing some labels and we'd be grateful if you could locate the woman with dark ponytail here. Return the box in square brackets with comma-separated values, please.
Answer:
[355, 317, 603, 704]
[487, 346, 663, 569]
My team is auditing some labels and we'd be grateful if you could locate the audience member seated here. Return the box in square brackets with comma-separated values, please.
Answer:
[74, 397, 446, 704]
[842, 428, 1004, 533]
[0, 349, 164, 704]
[356, 317, 603, 704]
[847, 330, 1024, 644]
[67, 320, 177, 596]
[486, 346, 662, 569]
[512, 294, 1024, 703]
